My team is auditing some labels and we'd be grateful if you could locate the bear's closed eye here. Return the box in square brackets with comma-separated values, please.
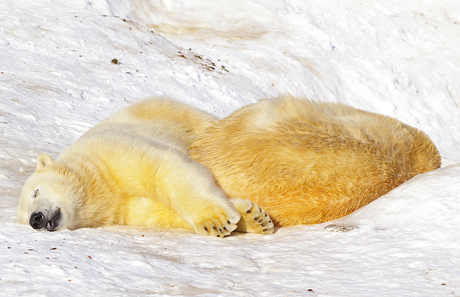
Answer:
[32, 189, 39, 198]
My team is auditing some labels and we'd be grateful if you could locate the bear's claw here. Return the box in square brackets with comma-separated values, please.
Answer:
[196, 218, 238, 237]
[232, 199, 275, 234]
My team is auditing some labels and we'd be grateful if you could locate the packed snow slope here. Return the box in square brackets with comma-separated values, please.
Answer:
[1, 0, 459, 296]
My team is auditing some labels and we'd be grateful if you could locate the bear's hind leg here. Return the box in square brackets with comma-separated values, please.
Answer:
[231, 199, 274, 234]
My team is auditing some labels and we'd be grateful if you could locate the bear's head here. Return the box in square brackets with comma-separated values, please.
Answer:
[18, 153, 85, 231]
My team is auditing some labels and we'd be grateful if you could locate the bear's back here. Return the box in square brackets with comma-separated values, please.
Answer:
[69, 97, 218, 156]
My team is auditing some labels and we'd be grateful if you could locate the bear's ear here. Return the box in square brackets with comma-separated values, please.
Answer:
[36, 153, 54, 172]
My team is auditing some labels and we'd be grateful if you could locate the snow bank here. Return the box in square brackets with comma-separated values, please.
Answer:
[1, 0, 459, 296]
[333, 163, 460, 238]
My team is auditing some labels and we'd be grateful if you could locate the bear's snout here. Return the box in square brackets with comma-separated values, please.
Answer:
[29, 209, 62, 231]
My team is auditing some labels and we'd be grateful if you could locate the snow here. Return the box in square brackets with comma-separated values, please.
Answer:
[1, 0, 459, 296]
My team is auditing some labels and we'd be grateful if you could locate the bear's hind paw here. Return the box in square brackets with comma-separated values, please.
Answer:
[232, 199, 274, 234]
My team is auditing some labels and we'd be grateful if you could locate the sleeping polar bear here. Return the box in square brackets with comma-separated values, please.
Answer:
[18, 95, 441, 236]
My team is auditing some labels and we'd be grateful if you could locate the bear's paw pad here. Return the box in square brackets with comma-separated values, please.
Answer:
[196, 218, 238, 238]
[237, 201, 274, 234]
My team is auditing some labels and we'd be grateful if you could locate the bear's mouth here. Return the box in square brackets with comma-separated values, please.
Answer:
[29, 209, 62, 231]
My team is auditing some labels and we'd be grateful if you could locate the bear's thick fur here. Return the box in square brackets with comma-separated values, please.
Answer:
[18, 96, 440, 236]
[18, 98, 274, 237]
[189, 95, 441, 226]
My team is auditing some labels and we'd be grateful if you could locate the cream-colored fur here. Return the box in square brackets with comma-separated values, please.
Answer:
[18, 98, 274, 237]
[189, 95, 441, 226]
[18, 95, 440, 235]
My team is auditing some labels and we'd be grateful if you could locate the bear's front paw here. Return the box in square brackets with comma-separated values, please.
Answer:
[196, 218, 238, 238]
[232, 199, 274, 234]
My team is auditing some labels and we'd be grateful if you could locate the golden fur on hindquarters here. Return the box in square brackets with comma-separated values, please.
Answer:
[189, 95, 441, 227]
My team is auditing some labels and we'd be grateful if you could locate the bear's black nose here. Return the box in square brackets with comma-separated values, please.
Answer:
[29, 212, 45, 229]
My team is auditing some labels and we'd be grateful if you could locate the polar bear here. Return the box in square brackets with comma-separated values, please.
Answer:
[189, 95, 441, 226]
[18, 95, 441, 235]
[18, 98, 274, 237]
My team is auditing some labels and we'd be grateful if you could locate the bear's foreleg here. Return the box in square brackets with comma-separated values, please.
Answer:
[151, 150, 241, 237]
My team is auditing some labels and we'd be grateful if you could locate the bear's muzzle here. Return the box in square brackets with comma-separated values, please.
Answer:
[29, 209, 62, 231]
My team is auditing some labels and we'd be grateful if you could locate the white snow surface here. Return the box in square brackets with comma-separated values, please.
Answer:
[1, 0, 460, 296]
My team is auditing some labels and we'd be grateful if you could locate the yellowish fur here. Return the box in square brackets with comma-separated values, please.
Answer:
[18, 95, 440, 235]
[189, 95, 441, 226]
[18, 98, 274, 237]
